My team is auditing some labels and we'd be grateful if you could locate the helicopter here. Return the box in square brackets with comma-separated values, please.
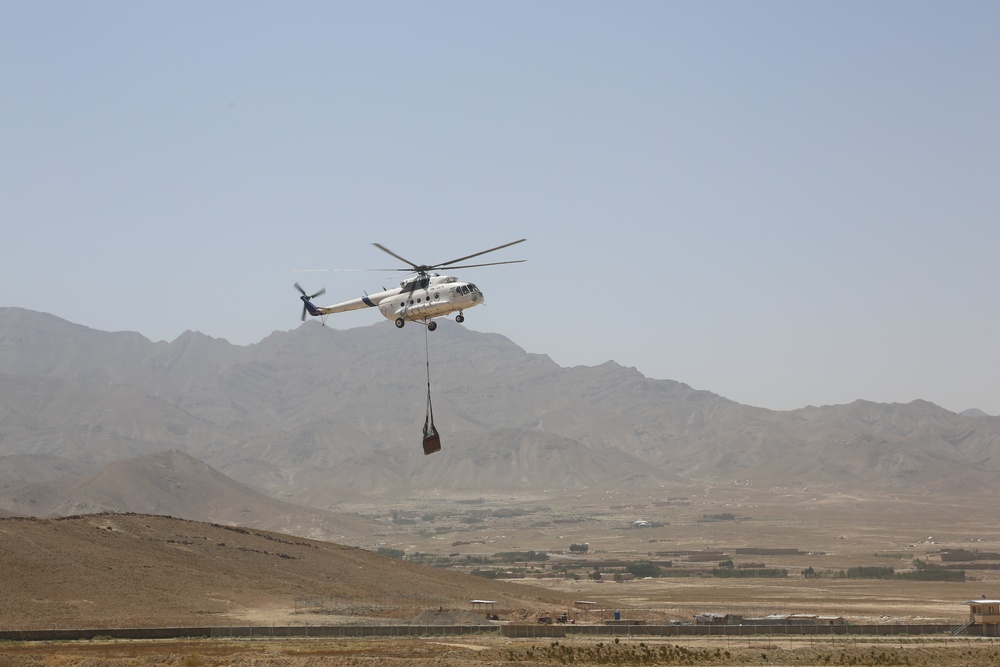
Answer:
[294, 239, 525, 331]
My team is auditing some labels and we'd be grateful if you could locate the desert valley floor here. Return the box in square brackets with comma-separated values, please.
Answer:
[4, 484, 1000, 665]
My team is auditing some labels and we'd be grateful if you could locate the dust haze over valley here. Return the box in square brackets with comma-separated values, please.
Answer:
[2, 306, 1000, 631]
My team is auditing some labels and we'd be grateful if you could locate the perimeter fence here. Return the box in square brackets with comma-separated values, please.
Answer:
[3, 622, 993, 643]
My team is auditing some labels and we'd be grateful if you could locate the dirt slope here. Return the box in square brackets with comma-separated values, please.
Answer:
[0, 513, 572, 630]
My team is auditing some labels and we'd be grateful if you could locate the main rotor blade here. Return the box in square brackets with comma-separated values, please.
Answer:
[441, 259, 527, 270]
[372, 243, 421, 270]
[432, 238, 526, 269]
[292, 268, 388, 273]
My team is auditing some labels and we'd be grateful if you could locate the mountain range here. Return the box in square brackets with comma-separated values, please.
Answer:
[2, 306, 998, 523]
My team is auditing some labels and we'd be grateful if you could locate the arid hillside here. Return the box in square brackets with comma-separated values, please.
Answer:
[0, 513, 574, 630]
[0, 450, 376, 545]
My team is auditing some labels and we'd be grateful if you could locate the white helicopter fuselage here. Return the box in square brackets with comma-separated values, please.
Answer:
[310, 273, 484, 327]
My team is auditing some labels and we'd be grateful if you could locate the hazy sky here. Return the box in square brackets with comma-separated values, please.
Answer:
[3, 2, 998, 415]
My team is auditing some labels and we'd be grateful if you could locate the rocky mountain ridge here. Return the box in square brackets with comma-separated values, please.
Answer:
[1, 307, 998, 515]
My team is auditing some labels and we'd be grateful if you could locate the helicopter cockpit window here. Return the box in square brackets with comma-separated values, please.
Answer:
[460, 285, 469, 295]
[469, 284, 479, 292]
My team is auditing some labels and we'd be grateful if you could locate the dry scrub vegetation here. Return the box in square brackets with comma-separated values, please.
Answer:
[3, 636, 1000, 667]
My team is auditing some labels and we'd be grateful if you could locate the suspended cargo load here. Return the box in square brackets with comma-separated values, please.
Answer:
[422, 419, 441, 455]
[422, 325, 441, 455]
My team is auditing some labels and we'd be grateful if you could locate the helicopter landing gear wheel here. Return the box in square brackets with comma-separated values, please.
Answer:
[395, 318, 405, 328]
[427, 320, 437, 332]
[455, 313, 465, 323]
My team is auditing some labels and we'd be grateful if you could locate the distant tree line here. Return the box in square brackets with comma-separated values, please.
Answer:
[808, 561, 965, 582]
[712, 567, 788, 578]
[375, 547, 405, 559]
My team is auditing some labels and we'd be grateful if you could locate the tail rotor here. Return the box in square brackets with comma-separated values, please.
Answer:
[294, 283, 326, 321]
